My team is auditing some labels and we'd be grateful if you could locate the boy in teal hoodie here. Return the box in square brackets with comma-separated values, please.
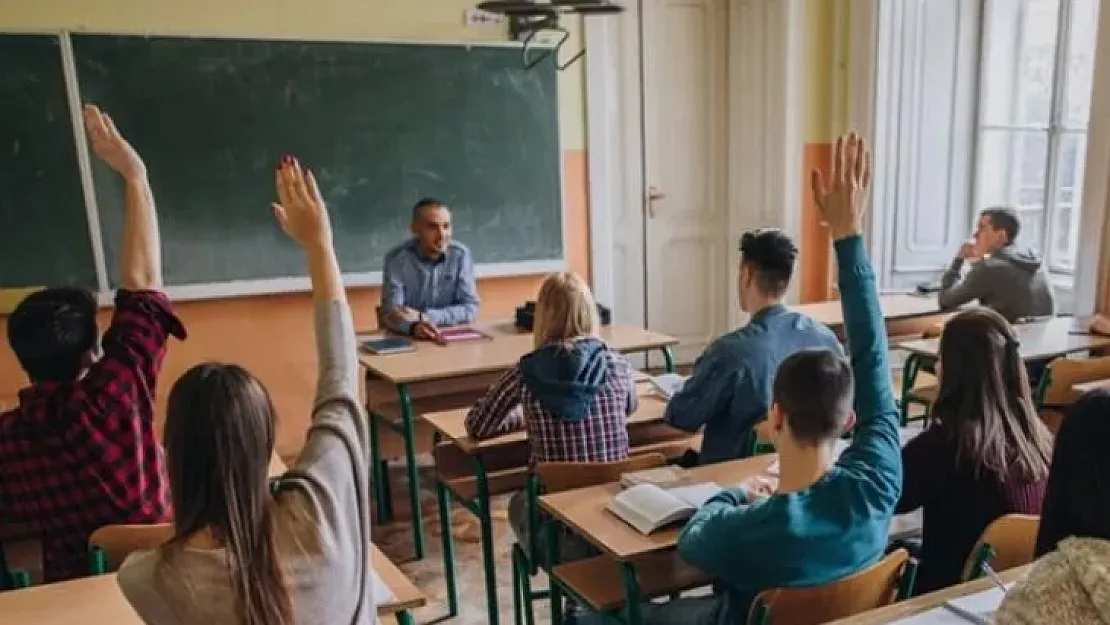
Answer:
[591, 133, 903, 625]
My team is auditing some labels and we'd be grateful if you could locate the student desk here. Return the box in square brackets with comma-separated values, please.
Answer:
[539, 433, 924, 624]
[0, 544, 426, 624]
[359, 321, 678, 560]
[824, 564, 1029, 624]
[796, 293, 947, 340]
[423, 382, 693, 625]
[1071, 377, 1110, 395]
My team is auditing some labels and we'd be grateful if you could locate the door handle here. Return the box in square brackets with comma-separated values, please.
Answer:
[646, 186, 666, 218]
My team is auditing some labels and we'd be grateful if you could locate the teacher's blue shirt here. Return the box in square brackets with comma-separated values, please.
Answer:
[380, 239, 480, 334]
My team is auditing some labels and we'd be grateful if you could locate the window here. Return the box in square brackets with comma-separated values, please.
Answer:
[973, 0, 1099, 274]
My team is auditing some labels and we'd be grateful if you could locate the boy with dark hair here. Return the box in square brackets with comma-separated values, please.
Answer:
[615, 132, 902, 625]
[939, 206, 1056, 322]
[0, 105, 186, 581]
[663, 228, 841, 464]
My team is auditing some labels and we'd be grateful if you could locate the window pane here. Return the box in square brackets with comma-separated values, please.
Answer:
[1062, 0, 1100, 128]
[1049, 132, 1088, 271]
[981, 0, 1060, 127]
[976, 129, 1049, 253]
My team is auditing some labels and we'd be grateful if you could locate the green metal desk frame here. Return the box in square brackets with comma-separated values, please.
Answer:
[371, 345, 676, 564]
[422, 345, 676, 625]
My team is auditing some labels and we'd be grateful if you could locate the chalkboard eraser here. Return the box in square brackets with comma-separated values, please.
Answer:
[0, 287, 45, 315]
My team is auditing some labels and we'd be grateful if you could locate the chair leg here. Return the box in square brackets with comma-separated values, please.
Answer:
[512, 545, 524, 625]
[396, 610, 416, 625]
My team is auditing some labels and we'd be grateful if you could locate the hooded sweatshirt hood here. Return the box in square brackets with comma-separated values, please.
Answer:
[518, 337, 609, 422]
[1061, 537, 1110, 621]
[992, 244, 1044, 273]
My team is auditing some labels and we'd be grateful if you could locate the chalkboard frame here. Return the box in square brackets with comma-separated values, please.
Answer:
[3, 29, 566, 304]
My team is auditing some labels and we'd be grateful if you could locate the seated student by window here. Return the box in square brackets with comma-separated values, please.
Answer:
[117, 157, 387, 625]
[895, 307, 1052, 594]
[379, 198, 480, 343]
[580, 134, 902, 625]
[0, 106, 186, 582]
[994, 390, 1110, 624]
[663, 229, 841, 465]
[464, 272, 636, 556]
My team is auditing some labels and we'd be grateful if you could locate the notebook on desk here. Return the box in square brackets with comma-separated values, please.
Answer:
[439, 327, 492, 343]
[890, 584, 1012, 624]
[360, 336, 415, 355]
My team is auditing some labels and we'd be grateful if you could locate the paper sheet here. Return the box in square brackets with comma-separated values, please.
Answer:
[889, 585, 1012, 624]
[371, 567, 396, 607]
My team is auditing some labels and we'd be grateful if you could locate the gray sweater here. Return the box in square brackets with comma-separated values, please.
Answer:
[116, 300, 384, 625]
[938, 245, 1056, 322]
[995, 537, 1110, 624]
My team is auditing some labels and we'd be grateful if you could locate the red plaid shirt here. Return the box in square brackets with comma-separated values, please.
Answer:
[464, 346, 636, 463]
[0, 290, 185, 581]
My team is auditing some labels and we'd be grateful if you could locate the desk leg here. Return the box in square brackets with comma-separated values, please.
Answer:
[397, 384, 425, 560]
[899, 354, 920, 426]
[661, 346, 676, 374]
[369, 409, 393, 524]
[620, 562, 644, 625]
[433, 433, 460, 618]
[547, 523, 564, 625]
[473, 455, 500, 625]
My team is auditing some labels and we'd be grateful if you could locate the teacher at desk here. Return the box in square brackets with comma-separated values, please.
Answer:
[380, 198, 480, 341]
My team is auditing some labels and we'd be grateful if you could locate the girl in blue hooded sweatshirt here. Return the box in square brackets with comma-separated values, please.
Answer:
[464, 271, 638, 554]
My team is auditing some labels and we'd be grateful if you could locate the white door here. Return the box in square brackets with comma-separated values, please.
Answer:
[641, 0, 731, 365]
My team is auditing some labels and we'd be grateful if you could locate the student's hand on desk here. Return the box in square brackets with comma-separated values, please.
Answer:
[412, 321, 444, 343]
[272, 156, 332, 250]
[810, 132, 872, 240]
[739, 476, 777, 501]
[395, 306, 421, 322]
[83, 104, 146, 180]
[1090, 315, 1110, 336]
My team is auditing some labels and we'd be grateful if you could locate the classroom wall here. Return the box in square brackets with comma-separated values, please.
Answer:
[798, 0, 845, 303]
[0, 0, 590, 457]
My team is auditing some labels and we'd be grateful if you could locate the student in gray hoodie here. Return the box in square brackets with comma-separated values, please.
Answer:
[995, 390, 1110, 624]
[938, 207, 1056, 322]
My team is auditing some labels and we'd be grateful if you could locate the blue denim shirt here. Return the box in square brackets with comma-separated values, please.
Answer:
[380, 239, 480, 333]
[664, 304, 843, 464]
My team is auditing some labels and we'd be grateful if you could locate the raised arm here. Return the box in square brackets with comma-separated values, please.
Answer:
[810, 134, 900, 482]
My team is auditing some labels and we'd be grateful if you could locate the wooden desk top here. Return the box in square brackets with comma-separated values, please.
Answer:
[0, 547, 425, 623]
[796, 293, 941, 328]
[825, 564, 1029, 624]
[897, 317, 1110, 361]
[359, 322, 678, 385]
[424, 381, 668, 453]
[540, 456, 774, 560]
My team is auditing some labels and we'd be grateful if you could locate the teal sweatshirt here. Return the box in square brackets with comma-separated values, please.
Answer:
[676, 235, 903, 624]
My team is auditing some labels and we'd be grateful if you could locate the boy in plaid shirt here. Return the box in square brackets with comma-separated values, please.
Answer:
[0, 105, 185, 581]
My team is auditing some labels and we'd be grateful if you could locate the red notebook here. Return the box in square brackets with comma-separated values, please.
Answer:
[439, 327, 492, 343]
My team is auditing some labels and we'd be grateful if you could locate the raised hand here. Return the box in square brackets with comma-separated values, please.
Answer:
[84, 104, 146, 180]
[810, 132, 872, 241]
[272, 156, 333, 250]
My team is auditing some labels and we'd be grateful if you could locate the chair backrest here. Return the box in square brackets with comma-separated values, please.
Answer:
[534, 452, 669, 494]
[962, 514, 1039, 581]
[747, 549, 912, 625]
[1038, 356, 1110, 433]
[88, 524, 173, 574]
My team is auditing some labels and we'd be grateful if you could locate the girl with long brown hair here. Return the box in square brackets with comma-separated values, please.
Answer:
[896, 307, 1053, 593]
[116, 158, 384, 624]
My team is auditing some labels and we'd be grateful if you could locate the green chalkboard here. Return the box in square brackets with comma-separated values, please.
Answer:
[0, 34, 98, 290]
[72, 34, 563, 288]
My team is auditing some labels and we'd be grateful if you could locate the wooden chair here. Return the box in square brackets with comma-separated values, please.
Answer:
[747, 548, 916, 625]
[88, 524, 172, 574]
[962, 514, 1039, 582]
[514, 453, 669, 625]
[1038, 356, 1110, 433]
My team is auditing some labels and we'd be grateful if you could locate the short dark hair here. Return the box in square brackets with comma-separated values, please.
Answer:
[772, 349, 854, 444]
[412, 197, 444, 222]
[981, 207, 1021, 242]
[1034, 389, 1110, 556]
[7, 287, 99, 383]
[740, 229, 798, 297]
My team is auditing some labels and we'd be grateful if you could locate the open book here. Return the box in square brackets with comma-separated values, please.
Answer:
[607, 482, 722, 534]
[649, 373, 688, 400]
[890, 584, 1012, 624]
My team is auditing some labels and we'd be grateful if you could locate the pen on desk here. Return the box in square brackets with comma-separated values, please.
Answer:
[982, 561, 1008, 592]
[942, 602, 991, 625]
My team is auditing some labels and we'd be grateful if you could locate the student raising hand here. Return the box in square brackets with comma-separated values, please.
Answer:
[273, 156, 333, 251]
[810, 132, 872, 240]
[84, 105, 146, 180]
